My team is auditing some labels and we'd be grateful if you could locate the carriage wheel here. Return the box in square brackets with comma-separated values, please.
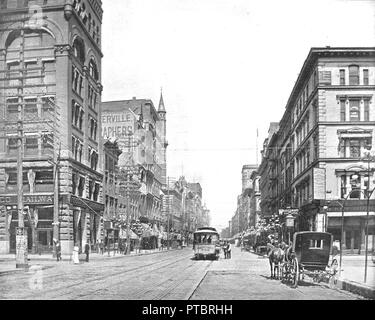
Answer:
[281, 263, 288, 283]
[291, 257, 299, 288]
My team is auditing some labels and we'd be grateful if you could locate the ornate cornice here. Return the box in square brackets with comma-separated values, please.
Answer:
[54, 44, 73, 56]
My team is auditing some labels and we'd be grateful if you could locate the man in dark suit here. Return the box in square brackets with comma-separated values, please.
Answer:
[84, 242, 90, 262]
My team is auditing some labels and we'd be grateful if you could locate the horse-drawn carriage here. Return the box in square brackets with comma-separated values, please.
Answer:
[280, 231, 339, 288]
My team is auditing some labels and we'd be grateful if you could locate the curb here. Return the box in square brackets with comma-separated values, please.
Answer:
[0, 265, 50, 276]
[336, 278, 375, 299]
[0, 248, 186, 275]
[0, 269, 25, 276]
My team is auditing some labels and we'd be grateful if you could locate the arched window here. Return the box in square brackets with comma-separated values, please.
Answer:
[96, 26, 100, 43]
[6, 29, 55, 49]
[89, 58, 99, 81]
[72, 36, 85, 65]
[88, 13, 92, 32]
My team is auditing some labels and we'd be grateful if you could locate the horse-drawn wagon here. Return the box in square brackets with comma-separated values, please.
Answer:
[281, 231, 339, 288]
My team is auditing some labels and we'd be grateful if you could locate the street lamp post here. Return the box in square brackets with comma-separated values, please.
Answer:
[363, 151, 375, 284]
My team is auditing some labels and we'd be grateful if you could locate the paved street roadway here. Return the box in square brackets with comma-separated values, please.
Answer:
[0, 247, 364, 300]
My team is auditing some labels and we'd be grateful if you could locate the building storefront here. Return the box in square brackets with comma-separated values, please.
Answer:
[327, 213, 375, 253]
[70, 196, 104, 252]
[0, 194, 54, 254]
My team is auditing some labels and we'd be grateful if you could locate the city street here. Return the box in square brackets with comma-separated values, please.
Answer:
[0, 247, 364, 300]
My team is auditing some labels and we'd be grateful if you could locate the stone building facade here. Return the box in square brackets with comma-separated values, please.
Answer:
[0, 0, 104, 254]
[102, 139, 123, 247]
[259, 47, 375, 252]
[101, 94, 167, 229]
[230, 165, 257, 237]
[249, 170, 261, 227]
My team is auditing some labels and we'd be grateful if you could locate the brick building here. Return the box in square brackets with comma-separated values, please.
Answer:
[0, 0, 104, 254]
[259, 47, 375, 252]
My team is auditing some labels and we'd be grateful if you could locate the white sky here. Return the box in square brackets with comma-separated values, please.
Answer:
[101, 0, 375, 231]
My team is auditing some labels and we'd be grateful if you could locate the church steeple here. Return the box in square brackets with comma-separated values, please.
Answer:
[158, 89, 166, 113]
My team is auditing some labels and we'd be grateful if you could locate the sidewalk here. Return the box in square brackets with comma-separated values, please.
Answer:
[0, 247, 185, 275]
[336, 254, 375, 299]
[247, 248, 374, 299]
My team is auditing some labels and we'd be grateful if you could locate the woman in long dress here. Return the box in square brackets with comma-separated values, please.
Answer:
[72, 245, 80, 264]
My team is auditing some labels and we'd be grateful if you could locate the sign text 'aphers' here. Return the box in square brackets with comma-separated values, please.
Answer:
[102, 112, 135, 140]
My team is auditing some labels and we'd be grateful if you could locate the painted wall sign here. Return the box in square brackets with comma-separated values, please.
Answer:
[0, 195, 54, 205]
[102, 112, 135, 140]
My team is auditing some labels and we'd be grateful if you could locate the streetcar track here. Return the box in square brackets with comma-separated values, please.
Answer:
[48, 252, 194, 300]
[75, 254, 199, 300]
[16, 251, 192, 300]
[186, 261, 213, 300]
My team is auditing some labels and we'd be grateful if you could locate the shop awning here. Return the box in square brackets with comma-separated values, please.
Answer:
[119, 229, 139, 239]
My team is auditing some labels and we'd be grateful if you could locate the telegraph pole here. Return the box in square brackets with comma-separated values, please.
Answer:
[15, 26, 27, 269]
[52, 142, 61, 257]
[167, 177, 170, 250]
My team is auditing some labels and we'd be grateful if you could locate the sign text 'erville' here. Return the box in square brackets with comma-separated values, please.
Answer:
[102, 112, 135, 139]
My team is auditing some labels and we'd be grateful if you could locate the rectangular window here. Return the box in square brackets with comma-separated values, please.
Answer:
[25, 137, 38, 154]
[339, 139, 346, 158]
[349, 139, 360, 158]
[42, 61, 55, 84]
[364, 100, 370, 121]
[319, 71, 331, 85]
[24, 98, 38, 120]
[340, 69, 345, 85]
[363, 69, 369, 85]
[8, 137, 18, 154]
[25, 61, 39, 85]
[349, 65, 359, 85]
[7, 62, 19, 87]
[41, 96, 54, 119]
[349, 174, 361, 199]
[341, 176, 347, 198]
[340, 100, 346, 121]
[78, 176, 85, 197]
[349, 100, 360, 121]
[42, 133, 54, 154]
[6, 98, 19, 122]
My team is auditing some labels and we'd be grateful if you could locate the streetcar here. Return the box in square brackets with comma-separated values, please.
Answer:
[193, 227, 220, 260]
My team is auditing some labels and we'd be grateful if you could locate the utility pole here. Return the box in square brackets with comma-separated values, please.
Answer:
[167, 177, 170, 250]
[15, 25, 27, 269]
[52, 142, 61, 257]
[119, 133, 140, 255]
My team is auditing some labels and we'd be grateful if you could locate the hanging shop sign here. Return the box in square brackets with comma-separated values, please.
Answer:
[313, 167, 326, 200]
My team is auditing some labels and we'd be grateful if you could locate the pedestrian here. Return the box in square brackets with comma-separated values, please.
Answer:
[227, 242, 232, 259]
[223, 241, 228, 259]
[84, 242, 90, 262]
[56, 240, 62, 261]
[99, 240, 104, 255]
[72, 244, 80, 264]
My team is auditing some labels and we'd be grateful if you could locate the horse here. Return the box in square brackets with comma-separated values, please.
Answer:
[268, 243, 285, 280]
